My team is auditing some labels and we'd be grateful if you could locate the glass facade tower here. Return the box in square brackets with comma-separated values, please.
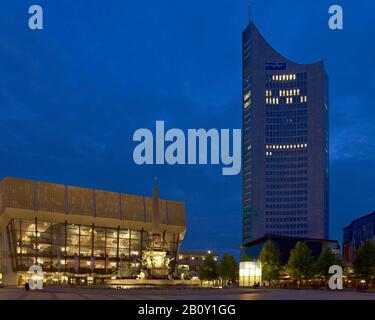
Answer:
[242, 16, 329, 243]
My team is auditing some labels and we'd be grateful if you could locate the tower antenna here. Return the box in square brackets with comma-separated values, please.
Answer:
[248, 0, 252, 22]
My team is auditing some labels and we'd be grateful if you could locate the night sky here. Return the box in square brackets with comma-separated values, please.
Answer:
[1, 0, 374, 258]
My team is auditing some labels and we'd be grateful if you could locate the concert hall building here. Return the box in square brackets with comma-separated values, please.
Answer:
[0, 177, 186, 286]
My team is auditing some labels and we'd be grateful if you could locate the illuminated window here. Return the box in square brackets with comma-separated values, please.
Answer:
[265, 90, 272, 97]
[268, 144, 308, 150]
[272, 74, 296, 82]
[244, 91, 251, 101]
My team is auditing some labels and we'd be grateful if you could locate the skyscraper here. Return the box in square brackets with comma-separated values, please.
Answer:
[242, 6, 329, 243]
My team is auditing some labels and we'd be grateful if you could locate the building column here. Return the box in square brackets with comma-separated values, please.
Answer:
[1, 229, 18, 286]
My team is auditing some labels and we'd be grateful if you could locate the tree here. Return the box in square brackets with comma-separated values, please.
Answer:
[198, 253, 218, 283]
[240, 254, 251, 262]
[259, 240, 281, 286]
[353, 240, 375, 283]
[217, 253, 238, 286]
[314, 247, 343, 285]
[286, 241, 314, 286]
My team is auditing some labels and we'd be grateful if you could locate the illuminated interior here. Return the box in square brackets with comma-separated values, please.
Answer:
[239, 261, 262, 287]
[6, 219, 180, 276]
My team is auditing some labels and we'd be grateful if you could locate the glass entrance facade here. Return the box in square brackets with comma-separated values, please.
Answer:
[6, 218, 181, 275]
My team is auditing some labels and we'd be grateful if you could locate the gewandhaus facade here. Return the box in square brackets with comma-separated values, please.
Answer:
[0, 177, 186, 286]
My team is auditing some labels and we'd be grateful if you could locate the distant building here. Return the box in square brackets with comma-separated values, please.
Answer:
[343, 211, 375, 264]
[242, 235, 338, 265]
[177, 251, 218, 273]
[242, 2, 329, 242]
[0, 177, 186, 286]
[178, 251, 218, 272]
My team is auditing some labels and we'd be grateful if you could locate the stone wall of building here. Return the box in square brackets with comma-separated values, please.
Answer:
[0, 177, 186, 226]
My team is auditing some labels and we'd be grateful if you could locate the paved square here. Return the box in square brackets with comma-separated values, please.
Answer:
[1, 287, 375, 300]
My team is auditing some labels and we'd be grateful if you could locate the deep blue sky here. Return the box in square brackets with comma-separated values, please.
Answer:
[1, 1, 374, 258]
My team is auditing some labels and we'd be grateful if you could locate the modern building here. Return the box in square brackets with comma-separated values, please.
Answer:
[242, 235, 338, 265]
[0, 177, 186, 286]
[239, 260, 261, 287]
[343, 211, 375, 265]
[242, 5, 329, 243]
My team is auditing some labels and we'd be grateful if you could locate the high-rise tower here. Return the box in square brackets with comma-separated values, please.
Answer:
[242, 4, 329, 243]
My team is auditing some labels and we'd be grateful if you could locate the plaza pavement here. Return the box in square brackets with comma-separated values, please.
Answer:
[1, 287, 375, 300]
